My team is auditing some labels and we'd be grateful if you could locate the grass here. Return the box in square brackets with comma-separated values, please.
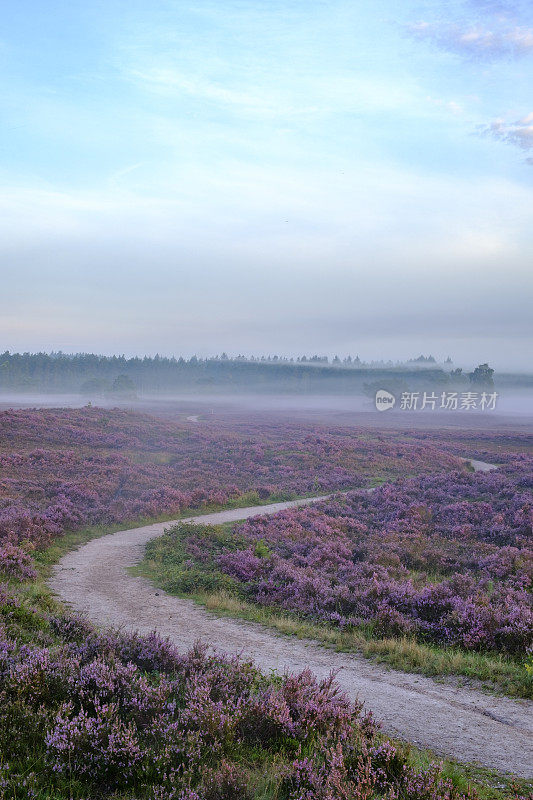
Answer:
[21, 485, 344, 622]
[135, 521, 533, 700]
[16, 494, 302, 642]
[400, 745, 532, 800]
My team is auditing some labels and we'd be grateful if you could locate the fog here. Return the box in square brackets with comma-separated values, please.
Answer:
[2, 388, 532, 433]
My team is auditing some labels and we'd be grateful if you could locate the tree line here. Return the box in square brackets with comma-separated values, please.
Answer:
[0, 351, 498, 395]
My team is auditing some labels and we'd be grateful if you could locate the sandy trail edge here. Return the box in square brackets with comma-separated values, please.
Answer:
[50, 462, 533, 779]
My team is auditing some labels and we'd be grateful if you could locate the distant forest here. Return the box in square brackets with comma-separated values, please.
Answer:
[0, 351, 528, 395]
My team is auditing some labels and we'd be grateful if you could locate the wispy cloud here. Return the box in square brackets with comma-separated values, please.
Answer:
[127, 66, 426, 121]
[425, 95, 464, 115]
[127, 68, 322, 119]
[132, 69, 270, 109]
[408, 20, 533, 59]
[109, 162, 145, 188]
[480, 114, 533, 161]
[466, 0, 533, 14]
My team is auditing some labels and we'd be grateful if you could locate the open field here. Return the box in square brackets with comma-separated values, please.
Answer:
[5, 0, 533, 795]
[1, 406, 532, 798]
[0, 405, 464, 555]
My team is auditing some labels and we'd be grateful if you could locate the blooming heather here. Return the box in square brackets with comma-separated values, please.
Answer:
[1, 593, 522, 799]
[168, 458, 533, 655]
[0, 407, 463, 552]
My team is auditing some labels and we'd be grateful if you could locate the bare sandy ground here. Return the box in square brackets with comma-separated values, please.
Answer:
[50, 465, 533, 779]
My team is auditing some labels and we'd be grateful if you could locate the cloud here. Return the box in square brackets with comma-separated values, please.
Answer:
[480, 114, 533, 160]
[131, 69, 275, 112]
[425, 95, 464, 115]
[408, 20, 533, 59]
[127, 68, 323, 119]
[127, 66, 424, 121]
[466, 0, 533, 15]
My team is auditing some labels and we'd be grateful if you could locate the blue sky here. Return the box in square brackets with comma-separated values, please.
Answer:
[1, 0, 532, 367]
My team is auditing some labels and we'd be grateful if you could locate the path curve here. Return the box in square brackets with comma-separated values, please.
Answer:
[50, 461, 533, 779]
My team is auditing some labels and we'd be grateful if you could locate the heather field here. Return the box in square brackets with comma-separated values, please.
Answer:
[5, 591, 529, 800]
[1, 406, 533, 798]
[0, 406, 463, 555]
[143, 457, 533, 696]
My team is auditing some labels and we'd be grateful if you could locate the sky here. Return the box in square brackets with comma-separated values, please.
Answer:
[1, 0, 532, 369]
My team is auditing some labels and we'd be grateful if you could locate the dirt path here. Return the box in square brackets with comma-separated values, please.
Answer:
[50, 462, 533, 779]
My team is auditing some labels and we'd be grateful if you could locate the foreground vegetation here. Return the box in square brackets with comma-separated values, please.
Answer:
[1, 563, 532, 800]
[139, 459, 533, 699]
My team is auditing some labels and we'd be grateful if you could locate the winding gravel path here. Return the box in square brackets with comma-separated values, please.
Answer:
[50, 461, 533, 779]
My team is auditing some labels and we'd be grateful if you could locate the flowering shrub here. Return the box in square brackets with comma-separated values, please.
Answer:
[1, 590, 518, 799]
[46, 700, 143, 784]
[0, 407, 463, 556]
[0, 543, 37, 580]
[162, 458, 533, 655]
[407, 427, 533, 465]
